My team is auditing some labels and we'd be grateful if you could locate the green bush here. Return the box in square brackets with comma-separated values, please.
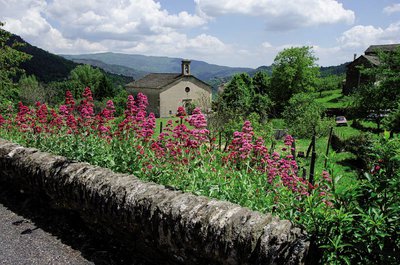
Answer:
[343, 133, 374, 168]
[283, 93, 334, 138]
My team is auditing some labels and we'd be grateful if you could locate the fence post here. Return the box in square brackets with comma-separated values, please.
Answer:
[291, 138, 296, 160]
[218, 131, 222, 151]
[309, 130, 316, 186]
[270, 141, 275, 154]
[159, 121, 163, 134]
[324, 127, 334, 168]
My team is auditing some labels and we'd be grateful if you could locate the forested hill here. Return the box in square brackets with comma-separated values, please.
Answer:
[8, 34, 133, 85]
[63, 52, 348, 82]
[69, 58, 147, 80]
[62, 53, 254, 81]
[9, 34, 78, 83]
[320, 62, 349, 77]
[8, 32, 347, 86]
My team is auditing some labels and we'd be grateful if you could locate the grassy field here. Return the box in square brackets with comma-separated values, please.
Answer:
[270, 117, 383, 193]
[154, 89, 382, 195]
[314, 89, 352, 109]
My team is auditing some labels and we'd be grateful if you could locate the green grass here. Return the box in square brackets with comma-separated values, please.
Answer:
[314, 89, 352, 109]
[271, 119, 285, 129]
[271, 119, 374, 192]
[155, 117, 182, 135]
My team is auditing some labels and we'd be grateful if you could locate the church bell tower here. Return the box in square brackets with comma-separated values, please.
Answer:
[181, 59, 191, 76]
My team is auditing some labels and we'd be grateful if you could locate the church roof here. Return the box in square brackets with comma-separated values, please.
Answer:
[131, 73, 182, 89]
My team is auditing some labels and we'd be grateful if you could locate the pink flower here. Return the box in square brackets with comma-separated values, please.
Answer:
[137, 93, 148, 112]
[284, 135, 294, 146]
[37, 104, 48, 123]
[322, 170, 332, 182]
[125, 95, 137, 117]
[59, 105, 69, 116]
[0, 114, 5, 126]
[177, 106, 186, 117]
[65, 91, 75, 112]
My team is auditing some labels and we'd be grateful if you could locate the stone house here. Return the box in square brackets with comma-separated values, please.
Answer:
[343, 44, 400, 95]
[126, 60, 212, 117]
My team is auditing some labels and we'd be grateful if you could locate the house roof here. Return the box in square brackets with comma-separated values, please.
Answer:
[365, 44, 400, 55]
[132, 73, 182, 89]
[363, 55, 380, 66]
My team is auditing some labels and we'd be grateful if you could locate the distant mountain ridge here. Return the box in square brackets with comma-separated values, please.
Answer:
[6, 30, 348, 87]
[62, 52, 348, 84]
[61, 53, 255, 82]
[70, 58, 147, 80]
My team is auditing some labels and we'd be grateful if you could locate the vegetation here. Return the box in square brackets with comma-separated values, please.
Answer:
[1, 23, 400, 264]
[0, 22, 31, 109]
[1, 89, 399, 264]
[269, 46, 319, 112]
[352, 46, 400, 128]
[283, 93, 333, 138]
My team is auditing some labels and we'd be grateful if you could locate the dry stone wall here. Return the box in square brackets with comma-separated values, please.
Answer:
[0, 138, 309, 264]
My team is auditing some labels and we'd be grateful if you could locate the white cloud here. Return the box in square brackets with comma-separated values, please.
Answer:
[338, 22, 400, 49]
[195, 0, 355, 29]
[383, 3, 400, 14]
[261, 42, 273, 49]
[0, 0, 218, 57]
[44, 0, 207, 39]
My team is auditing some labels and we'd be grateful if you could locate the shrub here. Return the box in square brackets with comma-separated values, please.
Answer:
[283, 93, 334, 138]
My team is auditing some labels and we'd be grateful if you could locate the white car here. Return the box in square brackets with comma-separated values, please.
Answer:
[336, 116, 348, 126]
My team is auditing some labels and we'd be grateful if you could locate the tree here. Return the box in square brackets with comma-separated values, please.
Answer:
[251, 71, 273, 120]
[383, 102, 400, 136]
[216, 73, 253, 116]
[194, 91, 212, 114]
[283, 93, 333, 138]
[316, 74, 344, 97]
[18, 74, 46, 105]
[270, 46, 319, 112]
[252, 71, 270, 94]
[95, 74, 114, 100]
[0, 22, 31, 108]
[69, 64, 103, 99]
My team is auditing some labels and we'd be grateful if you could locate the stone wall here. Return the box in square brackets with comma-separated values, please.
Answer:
[0, 139, 309, 264]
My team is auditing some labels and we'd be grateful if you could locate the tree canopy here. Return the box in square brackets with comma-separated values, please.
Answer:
[270, 46, 319, 112]
[69, 64, 114, 100]
[283, 93, 332, 138]
[0, 22, 31, 107]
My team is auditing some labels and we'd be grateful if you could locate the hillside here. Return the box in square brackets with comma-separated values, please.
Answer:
[320, 62, 348, 77]
[62, 52, 347, 83]
[10, 35, 78, 82]
[68, 58, 147, 80]
[7, 34, 133, 85]
[61, 53, 254, 81]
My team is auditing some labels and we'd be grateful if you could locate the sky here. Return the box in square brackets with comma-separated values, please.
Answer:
[1, 0, 400, 68]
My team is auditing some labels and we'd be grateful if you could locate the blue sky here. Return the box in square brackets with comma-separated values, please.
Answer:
[1, 0, 400, 68]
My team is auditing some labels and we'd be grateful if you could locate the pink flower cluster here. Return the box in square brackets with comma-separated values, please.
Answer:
[3, 88, 120, 138]
[151, 107, 210, 162]
[0, 89, 334, 200]
[225, 120, 309, 194]
[117, 93, 155, 141]
[0, 114, 5, 126]
[176, 106, 186, 118]
[79, 87, 94, 119]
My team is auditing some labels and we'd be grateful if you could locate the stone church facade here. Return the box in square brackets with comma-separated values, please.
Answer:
[126, 60, 212, 117]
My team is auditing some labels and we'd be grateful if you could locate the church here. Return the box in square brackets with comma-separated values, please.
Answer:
[126, 60, 212, 117]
